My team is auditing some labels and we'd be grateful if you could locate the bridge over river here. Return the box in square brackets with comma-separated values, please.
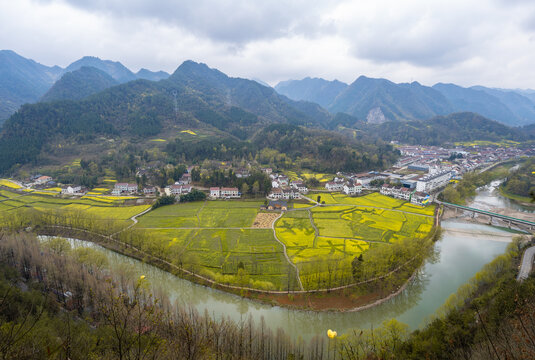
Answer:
[436, 200, 535, 231]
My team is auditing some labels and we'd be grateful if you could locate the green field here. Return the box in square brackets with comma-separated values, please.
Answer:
[0, 189, 150, 231]
[0, 188, 435, 291]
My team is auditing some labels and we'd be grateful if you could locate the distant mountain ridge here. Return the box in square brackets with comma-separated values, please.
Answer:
[0, 50, 62, 120]
[0, 50, 170, 121]
[63, 56, 137, 83]
[276, 76, 535, 126]
[275, 77, 348, 108]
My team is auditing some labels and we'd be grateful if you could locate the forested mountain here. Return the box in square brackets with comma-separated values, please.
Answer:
[0, 60, 399, 174]
[135, 68, 169, 81]
[355, 112, 527, 145]
[329, 76, 452, 122]
[275, 77, 348, 108]
[64, 56, 137, 83]
[0, 50, 62, 121]
[275, 75, 535, 126]
[169, 61, 331, 127]
[41, 66, 118, 102]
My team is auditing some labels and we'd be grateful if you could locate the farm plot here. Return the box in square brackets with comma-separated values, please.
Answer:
[181, 229, 291, 289]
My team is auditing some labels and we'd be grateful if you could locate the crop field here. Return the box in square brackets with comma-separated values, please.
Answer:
[0, 189, 149, 224]
[0, 179, 22, 189]
[136, 201, 263, 229]
[274, 193, 435, 289]
[0, 184, 435, 291]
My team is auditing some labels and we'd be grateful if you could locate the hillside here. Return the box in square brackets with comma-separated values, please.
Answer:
[328, 76, 452, 122]
[40, 66, 118, 102]
[356, 112, 527, 145]
[0, 50, 62, 121]
[275, 77, 348, 108]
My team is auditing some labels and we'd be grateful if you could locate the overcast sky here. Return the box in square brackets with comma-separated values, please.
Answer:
[1, 0, 535, 88]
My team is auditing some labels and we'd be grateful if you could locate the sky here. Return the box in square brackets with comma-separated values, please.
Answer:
[1, 0, 535, 88]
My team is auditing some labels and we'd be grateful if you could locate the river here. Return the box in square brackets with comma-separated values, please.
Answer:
[44, 184, 529, 341]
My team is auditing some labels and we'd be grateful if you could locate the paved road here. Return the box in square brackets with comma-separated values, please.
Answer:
[517, 246, 535, 282]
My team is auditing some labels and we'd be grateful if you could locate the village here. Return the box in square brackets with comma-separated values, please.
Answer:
[11, 143, 533, 209]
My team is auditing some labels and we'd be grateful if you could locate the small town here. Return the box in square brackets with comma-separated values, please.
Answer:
[6, 143, 532, 210]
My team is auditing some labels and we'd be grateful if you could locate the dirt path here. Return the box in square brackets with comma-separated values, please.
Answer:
[518, 245, 535, 281]
[271, 212, 304, 291]
[307, 208, 319, 248]
[110, 206, 153, 236]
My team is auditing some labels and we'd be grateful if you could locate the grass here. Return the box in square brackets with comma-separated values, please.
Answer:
[499, 187, 534, 204]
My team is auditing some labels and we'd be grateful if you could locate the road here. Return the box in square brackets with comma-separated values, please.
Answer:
[517, 245, 535, 282]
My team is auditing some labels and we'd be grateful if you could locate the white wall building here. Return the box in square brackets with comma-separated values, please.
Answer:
[416, 170, 452, 193]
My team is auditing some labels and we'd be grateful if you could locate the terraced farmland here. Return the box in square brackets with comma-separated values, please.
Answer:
[274, 193, 435, 289]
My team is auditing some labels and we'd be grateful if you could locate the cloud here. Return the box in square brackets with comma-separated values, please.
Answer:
[2, 0, 535, 89]
[36, 0, 338, 44]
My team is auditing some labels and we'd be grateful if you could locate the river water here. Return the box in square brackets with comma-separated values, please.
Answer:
[50, 184, 528, 340]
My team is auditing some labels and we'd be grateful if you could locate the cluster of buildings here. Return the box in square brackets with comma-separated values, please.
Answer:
[325, 178, 363, 195]
[380, 184, 430, 205]
[268, 173, 309, 200]
[396, 144, 531, 175]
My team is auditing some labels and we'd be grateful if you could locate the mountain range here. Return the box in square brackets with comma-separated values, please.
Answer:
[0, 50, 534, 175]
[275, 77, 535, 127]
[0, 50, 170, 121]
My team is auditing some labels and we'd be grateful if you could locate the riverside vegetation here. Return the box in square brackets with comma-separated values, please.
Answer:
[1, 229, 532, 359]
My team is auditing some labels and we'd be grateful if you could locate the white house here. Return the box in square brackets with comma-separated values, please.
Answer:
[113, 183, 138, 195]
[178, 173, 192, 185]
[210, 187, 240, 198]
[169, 184, 192, 195]
[380, 184, 392, 196]
[398, 187, 412, 200]
[210, 187, 220, 198]
[269, 187, 283, 199]
[143, 186, 157, 195]
[220, 187, 240, 198]
[325, 181, 344, 192]
[343, 181, 362, 195]
[290, 180, 308, 194]
[61, 185, 82, 195]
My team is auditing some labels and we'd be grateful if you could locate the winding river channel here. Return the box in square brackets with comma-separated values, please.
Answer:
[51, 181, 532, 341]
